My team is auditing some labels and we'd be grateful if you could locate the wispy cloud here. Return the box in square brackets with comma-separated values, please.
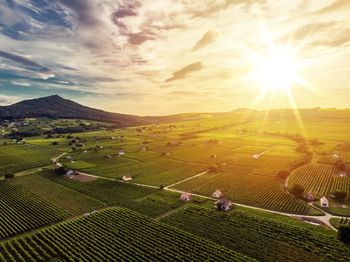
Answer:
[165, 62, 203, 82]
[192, 31, 217, 51]
[0, 0, 349, 114]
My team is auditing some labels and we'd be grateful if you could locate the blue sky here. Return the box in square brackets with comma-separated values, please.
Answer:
[0, 0, 350, 115]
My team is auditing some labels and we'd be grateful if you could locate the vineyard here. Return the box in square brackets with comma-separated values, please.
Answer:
[15, 173, 107, 216]
[0, 180, 68, 240]
[162, 205, 350, 262]
[0, 144, 57, 176]
[288, 164, 335, 197]
[0, 208, 252, 262]
[331, 177, 350, 201]
[172, 167, 313, 214]
[45, 174, 186, 218]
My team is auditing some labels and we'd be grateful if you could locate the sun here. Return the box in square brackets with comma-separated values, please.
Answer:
[251, 47, 302, 93]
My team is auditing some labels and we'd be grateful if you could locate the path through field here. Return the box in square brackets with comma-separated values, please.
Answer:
[51, 151, 343, 231]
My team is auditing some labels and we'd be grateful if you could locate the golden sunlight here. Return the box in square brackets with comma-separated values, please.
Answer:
[251, 47, 303, 93]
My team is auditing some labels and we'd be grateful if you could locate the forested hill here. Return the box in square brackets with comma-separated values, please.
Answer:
[0, 95, 184, 126]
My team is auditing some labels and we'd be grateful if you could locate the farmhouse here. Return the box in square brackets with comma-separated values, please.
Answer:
[118, 151, 125, 156]
[180, 192, 192, 202]
[306, 192, 314, 201]
[338, 171, 347, 177]
[216, 199, 233, 211]
[320, 196, 329, 208]
[122, 176, 132, 182]
[213, 189, 223, 199]
[66, 170, 74, 176]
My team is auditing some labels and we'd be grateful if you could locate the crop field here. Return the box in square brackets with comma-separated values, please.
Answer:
[15, 173, 107, 216]
[0, 208, 251, 262]
[172, 166, 313, 214]
[0, 144, 57, 176]
[331, 177, 350, 201]
[0, 180, 68, 240]
[44, 174, 187, 218]
[162, 205, 350, 262]
[288, 164, 335, 197]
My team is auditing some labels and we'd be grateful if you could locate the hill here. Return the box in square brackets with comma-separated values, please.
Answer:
[0, 95, 181, 126]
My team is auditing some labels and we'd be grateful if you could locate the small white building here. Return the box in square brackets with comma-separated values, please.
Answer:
[122, 176, 132, 182]
[216, 199, 233, 211]
[213, 189, 223, 199]
[118, 151, 125, 156]
[180, 192, 192, 202]
[66, 170, 74, 176]
[338, 171, 347, 177]
[320, 196, 329, 208]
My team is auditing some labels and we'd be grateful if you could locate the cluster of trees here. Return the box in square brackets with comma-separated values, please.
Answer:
[338, 225, 350, 245]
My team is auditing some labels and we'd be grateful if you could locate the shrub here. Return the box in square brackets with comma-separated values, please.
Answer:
[291, 184, 304, 197]
[4, 173, 15, 179]
[338, 224, 350, 245]
[334, 190, 347, 202]
[276, 170, 290, 180]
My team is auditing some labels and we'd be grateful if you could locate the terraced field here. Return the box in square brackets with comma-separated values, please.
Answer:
[0, 208, 252, 261]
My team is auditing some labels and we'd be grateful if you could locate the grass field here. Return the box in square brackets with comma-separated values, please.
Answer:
[162, 205, 350, 262]
[0, 208, 252, 262]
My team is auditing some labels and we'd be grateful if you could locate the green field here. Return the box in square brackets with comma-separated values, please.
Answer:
[0, 179, 68, 240]
[0, 208, 251, 262]
[162, 205, 350, 262]
[15, 173, 107, 216]
[0, 144, 57, 176]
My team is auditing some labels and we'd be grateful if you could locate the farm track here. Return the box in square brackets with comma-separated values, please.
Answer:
[46, 151, 346, 231]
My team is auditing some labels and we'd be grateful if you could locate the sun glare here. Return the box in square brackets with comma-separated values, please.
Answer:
[251, 47, 301, 93]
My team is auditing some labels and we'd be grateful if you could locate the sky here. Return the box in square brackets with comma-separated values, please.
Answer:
[0, 0, 350, 115]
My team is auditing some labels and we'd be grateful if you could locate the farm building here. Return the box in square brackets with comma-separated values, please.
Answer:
[320, 196, 329, 208]
[216, 199, 233, 211]
[306, 192, 314, 201]
[338, 171, 347, 177]
[122, 176, 132, 182]
[213, 189, 223, 199]
[180, 192, 192, 202]
[118, 151, 125, 156]
[66, 170, 74, 176]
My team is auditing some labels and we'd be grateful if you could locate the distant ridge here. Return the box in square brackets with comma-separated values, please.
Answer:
[0, 95, 181, 126]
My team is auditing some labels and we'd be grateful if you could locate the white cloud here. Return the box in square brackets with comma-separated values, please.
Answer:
[11, 80, 31, 87]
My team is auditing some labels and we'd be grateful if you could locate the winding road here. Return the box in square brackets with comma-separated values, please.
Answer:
[52, 152, 343, 231]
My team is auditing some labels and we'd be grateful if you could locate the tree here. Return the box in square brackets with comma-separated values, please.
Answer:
[4, 173, 15, 179]
[159, 184, 164, 190]
[53, 166, 68, 176]
[207, 164, 220, 173]
[335, 160, 346, 172]
[338, 224, 350, 245]
[52, 141, 58, 146]
[334, 190, 347, 202]
[276, 170, 290, 180]
[291, 184, 304, 197]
